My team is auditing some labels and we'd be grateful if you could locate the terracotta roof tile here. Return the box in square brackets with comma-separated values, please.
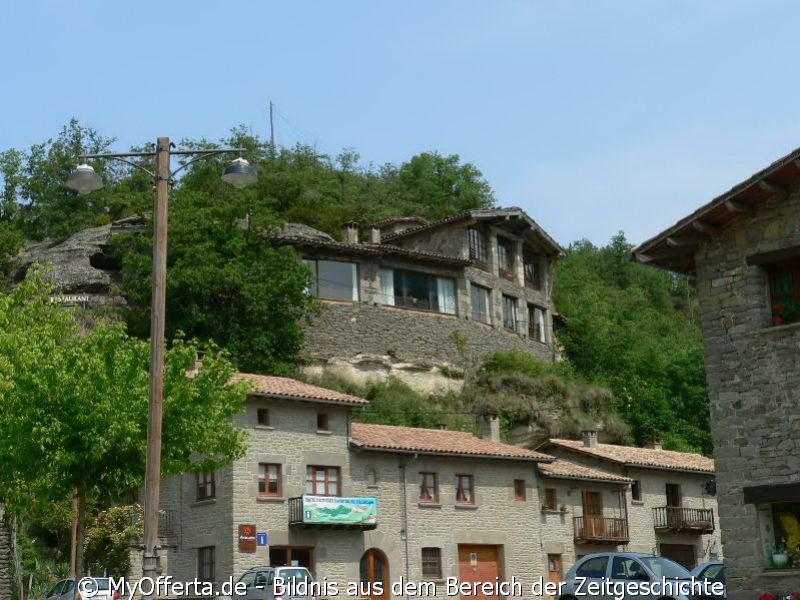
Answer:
[233, 373, 369, 406]
[546, 439, 714, 474]
[538, 459, 632, 483]
[351, 423, 552, 461]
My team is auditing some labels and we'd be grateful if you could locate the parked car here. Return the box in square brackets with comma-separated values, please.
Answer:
[558, 552, 694, 600]
[690, 560, 726, 598]
[221, 565, 317, 600]
[43, 577, 119, 600]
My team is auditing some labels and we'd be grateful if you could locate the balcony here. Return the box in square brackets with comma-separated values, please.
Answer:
[574, 516, 629, 544]
[653, 506, 715, 534]
[288, 495, 377, 531]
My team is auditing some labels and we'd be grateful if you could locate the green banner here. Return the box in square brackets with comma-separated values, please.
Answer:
[302, 495, 377, 525]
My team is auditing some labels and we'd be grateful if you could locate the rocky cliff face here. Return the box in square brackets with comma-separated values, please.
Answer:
[0, 505, 12, 600]
[11, 216, 145, 307]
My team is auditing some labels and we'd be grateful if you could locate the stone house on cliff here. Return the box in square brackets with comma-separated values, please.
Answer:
[633, 147, 800, 598]
[275, 208, 563, 392]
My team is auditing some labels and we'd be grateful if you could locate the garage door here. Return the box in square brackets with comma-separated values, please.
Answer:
[458, 545, 500, 600]
[660, 543, 695, 569]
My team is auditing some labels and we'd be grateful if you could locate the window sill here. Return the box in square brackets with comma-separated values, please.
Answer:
[377, 304, 457, 319]
[759, 320, 800, 334]
[761, 568, 800, 576]
[418, 502, 441, 508]
[631, 500, 644, 506]
[190, 499, 217, 507]
[316, 429, 332, 435]
[257, 496, 285, 503]
[255, 425, 274, 431]
[454, 503, 478, 510]
[541, 509, 567, 514]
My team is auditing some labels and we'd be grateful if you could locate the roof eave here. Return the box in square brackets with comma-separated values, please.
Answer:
[349, 441, 553, 462]
[248, 391, 368, 407]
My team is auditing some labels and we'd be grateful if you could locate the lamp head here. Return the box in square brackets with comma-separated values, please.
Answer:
[66, 163, 104, 195]
[221, 157, 258, 188]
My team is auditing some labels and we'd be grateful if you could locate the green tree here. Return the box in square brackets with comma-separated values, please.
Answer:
[553, 233, 710, 453]
[0, 268, 249, 585]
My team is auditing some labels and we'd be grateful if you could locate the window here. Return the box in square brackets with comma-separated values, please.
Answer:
[755, 500, 800, 569]
[514, 479, 526, 501]
[198, 546, 215, 582]
[631, 480, 642, 502]
[421, 548, 442, 579]
[259, 463, 281, 497]
[468, 228, 488, 264]
[317, 413, 329, 431]
[543, 488, 557, 510]
[524, 251, 543, 290]
[497, 238, 515, 279]
[419, 472, 438, 503]
[196, 472, 215, 500]
[575, 555, 608, 579]
[666, 483, 682, 507]
[257, 408, 270, 427]
[306, 466, 340, 496]
[528, 304, 546, 342]
[768, 259, 800, 325]
[455, 474, 474, 505]
[303, 259, 358, 301]
[382, 269, 456, 315]
[470, 284, 491, 324]
[502, 295, 518, 331]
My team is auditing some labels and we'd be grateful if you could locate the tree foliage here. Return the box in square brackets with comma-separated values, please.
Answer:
[0, 268, 249, 579]
[553, 233, 710, 453]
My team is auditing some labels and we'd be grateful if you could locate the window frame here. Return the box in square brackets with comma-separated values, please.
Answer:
[316, 413, 330, 432]
[196, 471, 216, 501]
[303, 258, 359, 302]
[543, 488, 557, 510]
[528, 304, 546, 343]
[497, 237, 515, 280]
[390, 269, 457, 315]
[259, 463, 282, 497]
[631, 480, 642, 502]
[419, 472, 439, 504]
[470, 283, 492, 324]
[198, 546, 215, 582]
[468, 228, 488, 266]
[768, 259, 800, 324]
[455, 474, 475, 505]
[256, 408, 270, 427]
[523, 251, 543, 290]
[514, 479, 526, 501]
[306, 465, 341, 497]
[502, 294, 518, 332]
[421, 547, 442, 580]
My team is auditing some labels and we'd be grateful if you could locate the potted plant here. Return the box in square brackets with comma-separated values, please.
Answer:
[773, 297, 800, 325]
[771, 540, 790, 569]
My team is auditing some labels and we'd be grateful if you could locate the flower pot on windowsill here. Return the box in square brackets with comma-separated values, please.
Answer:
[773, 316, 785, 326]
[771, 553, 790, 569]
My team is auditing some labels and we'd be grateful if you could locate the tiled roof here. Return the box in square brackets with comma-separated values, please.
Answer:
[545, 439, 714, 474]
[538, 459, 632, 483]
[350, 423, 553, 461]
[233, 373, 370, 406]
[379, 207, 564, 255]
[276, 236, 470, 266]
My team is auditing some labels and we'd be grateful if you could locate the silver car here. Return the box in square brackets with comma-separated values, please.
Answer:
[44, 577, 117, 600]
[558, 552, 697, 600]
[223, 566, 316, 600]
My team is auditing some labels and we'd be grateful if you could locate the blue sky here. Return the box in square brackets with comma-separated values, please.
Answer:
[4, 1, 800, 246]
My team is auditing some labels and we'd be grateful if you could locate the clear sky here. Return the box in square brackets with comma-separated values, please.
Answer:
[4, 1, 800, 247]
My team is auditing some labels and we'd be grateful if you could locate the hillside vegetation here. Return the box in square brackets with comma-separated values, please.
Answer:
[1, 120, 709, 453]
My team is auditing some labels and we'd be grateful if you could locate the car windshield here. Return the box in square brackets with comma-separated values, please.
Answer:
[640, 557, 691, 579]
[279, 568, 312, 582]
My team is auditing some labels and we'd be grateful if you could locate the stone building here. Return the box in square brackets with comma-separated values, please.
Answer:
[150, 374, 554, 595]
[276, 208, 563, 392]
[146, 375, 723, 593]
[632, 148, 800, 598]
[537, 433, 721, 569]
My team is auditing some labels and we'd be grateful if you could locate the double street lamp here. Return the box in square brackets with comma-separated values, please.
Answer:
[67, 137, 257, 580]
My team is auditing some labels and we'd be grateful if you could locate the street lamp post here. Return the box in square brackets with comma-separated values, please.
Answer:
[67, 137, 257, 581]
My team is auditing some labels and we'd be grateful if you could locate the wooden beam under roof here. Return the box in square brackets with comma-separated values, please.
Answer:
[666, 234, 711, 247]
[692, 220, 720, 234]
[724, 199, 757, 214]
[758, 179, 787, 196]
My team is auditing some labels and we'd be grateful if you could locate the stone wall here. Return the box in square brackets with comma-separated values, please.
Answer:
[0, 505, 12, 600]
[694, 191, 800, 598]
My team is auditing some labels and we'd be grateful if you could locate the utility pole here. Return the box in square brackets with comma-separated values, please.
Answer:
[269, 101, 276, 156]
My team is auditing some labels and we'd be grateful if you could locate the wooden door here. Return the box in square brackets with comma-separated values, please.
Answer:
[458, 545, 500, 600]
[660, 543, 695, 569]
[360, 548, 389, 600]
[547, 554, 563, 596]
[582, 490, 603, 537]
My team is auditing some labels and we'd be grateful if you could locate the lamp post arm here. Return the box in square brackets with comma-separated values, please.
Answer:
[81, 154, 156, 179]
[168, 147, 248, 179]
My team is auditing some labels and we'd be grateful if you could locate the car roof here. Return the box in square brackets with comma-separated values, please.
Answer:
[578, 552, 657, 559]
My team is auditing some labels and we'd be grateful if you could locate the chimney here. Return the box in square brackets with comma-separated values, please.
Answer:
[644, 439, 662, 450]
[480, 414, 501, 443]
[342, 221, 359, 244]
[370, 227, 381, 244]
[581, 430, 598, 448]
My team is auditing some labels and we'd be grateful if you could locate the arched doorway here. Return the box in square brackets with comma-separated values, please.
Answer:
[360, 548, 389, 600]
